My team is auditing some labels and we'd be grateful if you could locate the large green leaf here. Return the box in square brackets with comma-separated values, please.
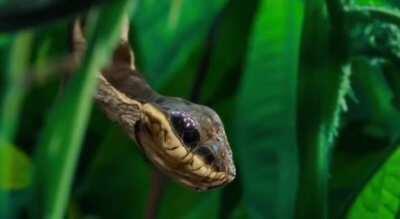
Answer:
[33, 1, 136, 218]
[183, 192, 220, 219]
[76, 126, 151, 219]
[0, 32, 33, 142]
[233, 1, 303, 219]
[329, 59, 400, 218]
[347, 145, 400, 219]
[352, 0, 391, 7]
[131, 0, 228, 90]
[215, 97, 244, 218]
[328, 2, 400, 218]
[295, 0, 352, 218]
[199, 0, 259, 104]
[157, 184, 220, 219]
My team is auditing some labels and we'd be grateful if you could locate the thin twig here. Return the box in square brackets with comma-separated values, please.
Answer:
[145, 171, 167, 219]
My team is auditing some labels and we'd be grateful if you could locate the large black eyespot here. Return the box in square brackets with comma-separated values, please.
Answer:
[171, 112, 200, 148]
[195, 146, 215, 164]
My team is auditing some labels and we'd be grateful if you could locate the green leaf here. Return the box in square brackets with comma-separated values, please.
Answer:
[352, 0, 390, 7]
[0, 32, 33, 141]
[182, 192, 220, 219]
[199, 0, 259, 104]
[384, 63, 400, 113]
[329, 59, 400, 218]
[0, 143, 32, 190]
[32, 23, 70, 84]
[233, 1, 303, 219]
[0, 35, 12, 48]
[77, 126, 151, 219]
[157, 184, 220, 219]
[33, 1, 136, 218]
[347, 145, 400, 219]
[131, 0, 228, 89]
[352, 60, 400, 140]
[295, 1, 352, 218]
[0, 31, 33, 219]
[230, 203, 250, 219]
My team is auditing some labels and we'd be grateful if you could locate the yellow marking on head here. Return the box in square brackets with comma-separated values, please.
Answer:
[141, 103, 228, 187]
[209, 171, 216, 179]
[166, 144, 187, 158]
[189, 156, 203, 170]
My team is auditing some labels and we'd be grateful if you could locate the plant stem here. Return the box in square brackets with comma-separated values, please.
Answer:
[145, 171, 167, 219]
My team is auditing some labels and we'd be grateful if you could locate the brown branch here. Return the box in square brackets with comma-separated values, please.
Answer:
[145, 170, 167, 219]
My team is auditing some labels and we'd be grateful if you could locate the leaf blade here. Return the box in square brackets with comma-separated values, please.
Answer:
[33, 1, 136, 218]
[233, 1, 304, 218]
[347, 146, 400, 219]
[0, 31, 33, 219]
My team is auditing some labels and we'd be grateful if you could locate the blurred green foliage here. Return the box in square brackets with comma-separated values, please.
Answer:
[0, 0, 400, 219]
[348, 145, 400, 219]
